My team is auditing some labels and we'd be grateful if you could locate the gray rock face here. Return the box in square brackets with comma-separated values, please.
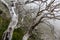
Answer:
[34, 23, 55, 40]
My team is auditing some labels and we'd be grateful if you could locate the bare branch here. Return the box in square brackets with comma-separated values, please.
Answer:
[1, 0, 8, 7]
[46, 0, 55, 10]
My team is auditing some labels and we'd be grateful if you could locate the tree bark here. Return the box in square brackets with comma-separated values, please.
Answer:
[1, 0, 18, 40]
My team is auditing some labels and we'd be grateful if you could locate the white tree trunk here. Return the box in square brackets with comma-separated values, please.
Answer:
[22, 32, 30, 40]
[1, 0, 18, 40]
[22, 13, 45, 40]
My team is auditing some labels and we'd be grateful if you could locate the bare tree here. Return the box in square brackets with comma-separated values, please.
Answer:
[1, 0, 18, 40]
[1, 0, 60, 40]
[22, 0, 60, 40]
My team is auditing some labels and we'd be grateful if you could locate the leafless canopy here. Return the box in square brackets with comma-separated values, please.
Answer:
[1, 0, 60, 40]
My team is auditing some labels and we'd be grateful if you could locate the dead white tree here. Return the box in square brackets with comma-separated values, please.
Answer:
[1, 0, 60, 40]
[1, 0, 18, 40]
[22, 0, 60, 40]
